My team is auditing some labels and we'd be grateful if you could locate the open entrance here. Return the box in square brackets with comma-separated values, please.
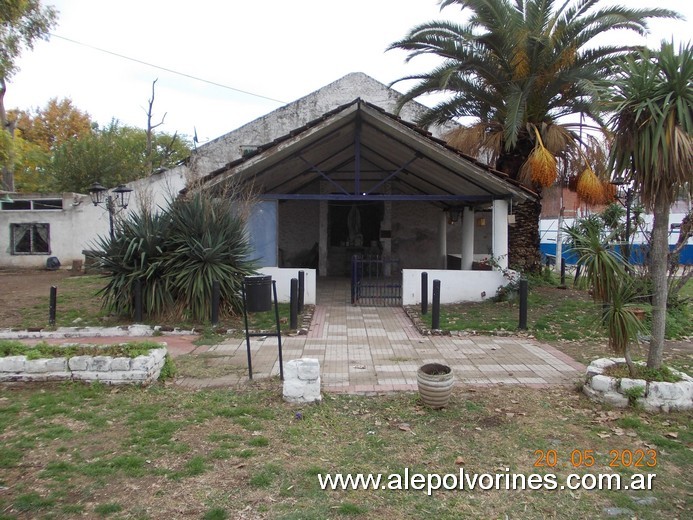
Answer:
[327, 201, 383, 277]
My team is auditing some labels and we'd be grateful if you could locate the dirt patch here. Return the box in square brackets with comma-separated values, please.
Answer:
[0, 268, 74, 328]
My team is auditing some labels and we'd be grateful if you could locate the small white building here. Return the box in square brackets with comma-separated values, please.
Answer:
[1, 73, 537, 303]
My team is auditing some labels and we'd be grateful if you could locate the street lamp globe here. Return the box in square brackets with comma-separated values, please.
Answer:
[111, 184, 133, 209]
[88, 182, 108, 206]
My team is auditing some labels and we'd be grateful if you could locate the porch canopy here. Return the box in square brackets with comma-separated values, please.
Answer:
[193, 99, 537, 273]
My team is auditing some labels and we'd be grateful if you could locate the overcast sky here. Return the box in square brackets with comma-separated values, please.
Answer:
[7, 0, 692, 143]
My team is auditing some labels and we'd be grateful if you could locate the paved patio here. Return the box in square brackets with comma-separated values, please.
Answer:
[176, 278, 585, 393]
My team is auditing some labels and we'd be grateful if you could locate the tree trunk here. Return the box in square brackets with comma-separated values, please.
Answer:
[0, 77, 15, 192]
[647, 195, 670, 369]
[496, 139, 543, 273]
[508, 198, 543, 272]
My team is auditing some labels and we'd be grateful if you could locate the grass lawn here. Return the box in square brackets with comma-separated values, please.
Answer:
[416, 278, 692, 343]
[0, 380, 690, 519]
[3, 274, 304, 337]
[415, 284, 605, 342]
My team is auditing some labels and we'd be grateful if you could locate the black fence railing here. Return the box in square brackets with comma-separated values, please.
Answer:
[351, 255, 402, 306]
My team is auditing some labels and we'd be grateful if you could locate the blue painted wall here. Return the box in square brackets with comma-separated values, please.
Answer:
[540, 243, 693, 265]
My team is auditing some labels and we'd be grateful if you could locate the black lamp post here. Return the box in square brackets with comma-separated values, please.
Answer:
[88, 182, 133, 240]
[611, 175, 633, 263]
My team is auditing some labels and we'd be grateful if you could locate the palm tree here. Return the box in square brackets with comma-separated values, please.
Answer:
[607, 41, 693, 370]
[388, 0, 679, 272]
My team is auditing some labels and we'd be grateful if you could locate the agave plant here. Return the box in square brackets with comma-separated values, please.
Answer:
[91, 209, 173, 318]
[93, 193, 256, 323]
[165, 193, 256, 322]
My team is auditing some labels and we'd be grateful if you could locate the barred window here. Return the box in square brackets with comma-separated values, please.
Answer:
[10, 223, 51, 255]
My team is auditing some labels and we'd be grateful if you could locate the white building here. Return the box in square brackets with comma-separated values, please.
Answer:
[1, 73, 537, 303]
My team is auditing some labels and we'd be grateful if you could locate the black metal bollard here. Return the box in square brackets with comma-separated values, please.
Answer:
[432, 279, 441, 330]
[351, 255, 357, 304]
[290, 278, 298, 330]
[211, 280, 220, 326]
[421, 272, 429, 315]
[134, 278, 143, 322]
[49, 286, 57, 326]
[559, 258, 567, 289]
[298, 271, 305, 313]
[273, 280, 284, 381]
[518, 278, 528, 330]
[574, 265, 581, 288]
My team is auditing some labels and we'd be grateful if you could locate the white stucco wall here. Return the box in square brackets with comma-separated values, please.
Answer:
[258, 268, 316, 305]
[0, 193, 109, 268]
[402, 269, 512, 305]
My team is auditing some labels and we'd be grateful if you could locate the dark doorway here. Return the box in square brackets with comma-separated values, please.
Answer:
[327, 201, 383, 276]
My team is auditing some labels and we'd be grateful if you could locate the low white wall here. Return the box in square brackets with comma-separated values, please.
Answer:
[402, 269, 511, 305]
[258, 267, 316, 305]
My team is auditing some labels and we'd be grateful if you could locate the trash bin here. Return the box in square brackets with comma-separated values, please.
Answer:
[244, 275, 272, 312]
[46, 256, 61, 270]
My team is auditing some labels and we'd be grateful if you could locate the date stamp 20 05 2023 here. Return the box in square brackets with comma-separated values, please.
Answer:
[534, 449, 657, 469]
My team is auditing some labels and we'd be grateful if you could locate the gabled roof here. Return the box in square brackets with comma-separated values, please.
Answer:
[192, 99, 537, 204]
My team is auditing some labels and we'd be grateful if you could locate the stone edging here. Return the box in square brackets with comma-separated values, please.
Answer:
[0, 306, 317, 340]
[0, 344, 167, 385]
[0, 324, 193, 340]
[583, 358, 693, 412]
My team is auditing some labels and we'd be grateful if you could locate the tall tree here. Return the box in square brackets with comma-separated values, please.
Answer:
[12, 97, 92, 152]
[0, 0, 58, 191]
[606, 41, 693, 369]
[48, 119, 191, 193]
[388, 0, 679, 272]
[9, 98, 92, 190]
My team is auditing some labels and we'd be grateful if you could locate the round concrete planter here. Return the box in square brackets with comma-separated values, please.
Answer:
[417, 363, 454, 409]
[583, 358, 693, 412]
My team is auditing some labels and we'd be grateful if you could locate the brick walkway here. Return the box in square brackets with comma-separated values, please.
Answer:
[176, 278, 585, 393]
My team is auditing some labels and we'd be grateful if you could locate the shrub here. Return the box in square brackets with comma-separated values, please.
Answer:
[165, 194, 255, 320]
[92, 193, 257, 323]
[93, 209, 173, 318]
[564, 216, 644, 376]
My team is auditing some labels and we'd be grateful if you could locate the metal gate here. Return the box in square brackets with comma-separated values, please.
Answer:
[351, 255, 402, 306]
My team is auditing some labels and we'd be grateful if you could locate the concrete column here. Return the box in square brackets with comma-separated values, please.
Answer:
[439, 211, 447, 269]
[319, 183, 328, 277]
[492, 199, 509, 270]
[382, 190, 392, 276]
[461, 206, 475, 270]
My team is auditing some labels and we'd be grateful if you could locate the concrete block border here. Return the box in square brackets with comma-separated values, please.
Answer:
[283, 358, 322, 403]
[583, 358, 693, 412]
[0, 343, 168, 385]
[0, 324, 193, 340]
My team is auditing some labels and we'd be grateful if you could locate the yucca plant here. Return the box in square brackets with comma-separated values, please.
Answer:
[606, 41, 693, 369]
[602, 279, 646, 378]
[565, 216, 645, 376]
[92, 210, 173, 318]
[165, 193, 256, 322]
[92, 193, 256, 323]
[564, 216, 626, 302]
